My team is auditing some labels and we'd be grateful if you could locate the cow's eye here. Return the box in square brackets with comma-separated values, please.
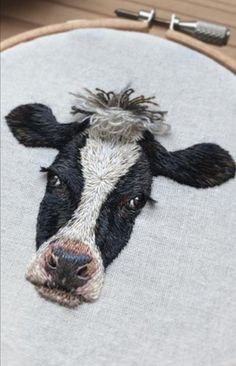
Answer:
[127, 195, 146, 210]
[49, 175, 61, 187]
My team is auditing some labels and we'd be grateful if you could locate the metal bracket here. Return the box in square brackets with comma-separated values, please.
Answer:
[115, 8, 230, 46]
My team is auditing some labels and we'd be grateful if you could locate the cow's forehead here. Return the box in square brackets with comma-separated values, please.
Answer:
[80, 137, 142, 182]
[56, 135, 142, 246]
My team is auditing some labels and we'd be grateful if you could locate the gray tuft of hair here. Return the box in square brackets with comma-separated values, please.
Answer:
[70, 88, 170, 141]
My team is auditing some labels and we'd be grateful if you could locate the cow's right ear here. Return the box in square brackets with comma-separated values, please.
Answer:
[5, 104, 89, 149]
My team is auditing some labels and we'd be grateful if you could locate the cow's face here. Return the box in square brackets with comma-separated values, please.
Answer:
[6, 89, 235, 307]
[33, 134, 153, 305]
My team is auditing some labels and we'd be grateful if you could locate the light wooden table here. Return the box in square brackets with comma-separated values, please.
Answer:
[1, 0, 236, 59]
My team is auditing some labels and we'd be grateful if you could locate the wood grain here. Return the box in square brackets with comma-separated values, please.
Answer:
[1, 0, 236, 59]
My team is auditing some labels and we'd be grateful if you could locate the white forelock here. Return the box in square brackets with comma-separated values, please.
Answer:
[72, 88, 170, 142]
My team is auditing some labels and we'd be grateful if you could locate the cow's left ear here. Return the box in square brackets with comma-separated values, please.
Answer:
[6, 103, 88, 149]
[140, 132, 235, 188]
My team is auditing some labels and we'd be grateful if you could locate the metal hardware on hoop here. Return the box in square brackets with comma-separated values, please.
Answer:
[115, 8, 230, 46]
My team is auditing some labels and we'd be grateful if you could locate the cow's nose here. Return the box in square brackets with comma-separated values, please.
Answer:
[45, 247, 93, 291]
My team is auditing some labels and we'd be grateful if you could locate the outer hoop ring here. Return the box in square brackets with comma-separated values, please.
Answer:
[1, 18, 236, 75]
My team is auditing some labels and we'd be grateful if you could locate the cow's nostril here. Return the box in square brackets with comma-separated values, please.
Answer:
[77, 265, 89, 278]
[47, 254, 57, 270]
[76, 255, 92, 267]
[43, 245, 95, 290]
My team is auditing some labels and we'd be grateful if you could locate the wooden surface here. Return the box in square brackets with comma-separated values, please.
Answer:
[1, 0, 236, 59]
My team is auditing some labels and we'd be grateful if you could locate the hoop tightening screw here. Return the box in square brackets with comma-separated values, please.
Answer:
[115, 8, 230, 46]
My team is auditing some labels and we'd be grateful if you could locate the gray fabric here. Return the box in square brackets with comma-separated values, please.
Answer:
[1, 28, 236, 366]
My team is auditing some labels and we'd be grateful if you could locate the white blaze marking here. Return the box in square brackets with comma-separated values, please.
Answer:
[58, 136, 141, 247]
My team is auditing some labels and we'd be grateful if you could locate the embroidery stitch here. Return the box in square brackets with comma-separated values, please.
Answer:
[5, 88, 235, 308]
[71, 88, 169, 141]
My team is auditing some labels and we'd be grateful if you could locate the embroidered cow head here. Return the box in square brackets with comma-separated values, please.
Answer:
[6, 88, 235, 308]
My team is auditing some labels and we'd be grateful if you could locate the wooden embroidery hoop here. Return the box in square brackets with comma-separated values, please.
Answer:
[1, 18, 236, 75]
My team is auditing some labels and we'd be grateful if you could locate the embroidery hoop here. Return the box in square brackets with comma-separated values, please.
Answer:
[1, 18, 236, 75]
[2, 16, 236, 366]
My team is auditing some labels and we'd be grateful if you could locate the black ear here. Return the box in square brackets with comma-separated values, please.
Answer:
[5, 103, 88, 149]
[140, 132, 235, 188]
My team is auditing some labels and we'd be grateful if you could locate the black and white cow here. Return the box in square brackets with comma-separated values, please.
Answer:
[6, 88, 235, 307]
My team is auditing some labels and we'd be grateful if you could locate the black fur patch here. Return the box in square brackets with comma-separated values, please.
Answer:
[141, 131, 235, 188]
[95, 154, 153, 267]
[5, 104, 88, 149]
[36, 135, 86, 247]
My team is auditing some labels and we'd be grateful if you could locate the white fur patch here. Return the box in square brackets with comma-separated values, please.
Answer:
[88, 109, 169, 142]
[72, 88, 170, 142]
[58, 135, 141, 245]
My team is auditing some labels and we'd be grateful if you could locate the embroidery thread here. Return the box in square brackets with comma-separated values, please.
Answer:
[6, 88, 235, 308]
